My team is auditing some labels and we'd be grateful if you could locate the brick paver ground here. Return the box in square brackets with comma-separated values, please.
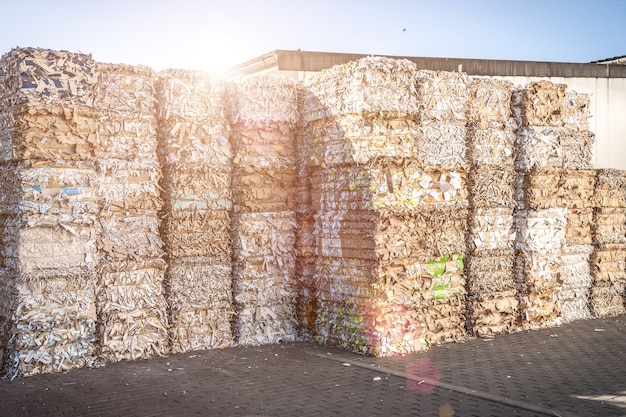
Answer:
[0, 315, 624, 417]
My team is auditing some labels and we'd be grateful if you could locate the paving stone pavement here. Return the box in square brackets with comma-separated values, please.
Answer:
[0, 315, 624, 417]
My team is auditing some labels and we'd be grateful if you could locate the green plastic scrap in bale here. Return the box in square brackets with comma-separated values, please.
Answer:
[425, 254, 465, 300]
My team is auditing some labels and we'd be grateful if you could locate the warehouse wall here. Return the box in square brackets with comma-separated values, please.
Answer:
[498, 76, 626, 170]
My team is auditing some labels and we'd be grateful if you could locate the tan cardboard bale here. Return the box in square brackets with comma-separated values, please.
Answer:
[565, 208, 593, 246]
[511, 80, 567, 127]
[0, 104, 98, 162]
[232, 212, 298, 345]
[467, 289, 520, 337]
[161, 210, 232, 259]
[519, 288, 562, 330]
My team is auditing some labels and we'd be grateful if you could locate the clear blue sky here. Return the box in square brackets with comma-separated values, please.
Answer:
[1, 0, 624, 72]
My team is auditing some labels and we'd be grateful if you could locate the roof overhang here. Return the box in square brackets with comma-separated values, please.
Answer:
[226, 50, 626, 78]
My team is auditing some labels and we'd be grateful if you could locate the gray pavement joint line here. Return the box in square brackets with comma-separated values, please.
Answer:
[306, 349, 574, 417]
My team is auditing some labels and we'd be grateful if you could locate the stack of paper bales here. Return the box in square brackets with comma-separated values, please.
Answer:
[590, 170, 626, 317]
[156, 69, 234, 352]
[300, 58, 469, 356]
[512, 81, 596, 328]
[294, 91, 318, 338]
[0, 47, 99, 377]
[94, 63, 169, 362]
[465, 78, 519, 337]
[229, 76, 299, 345]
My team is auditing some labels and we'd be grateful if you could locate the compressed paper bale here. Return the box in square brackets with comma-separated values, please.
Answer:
[559, 245, 593, 323]
[560, 130, 594, 170]
[232, 212, 298, 346]
[311, 163, 468, 212]
[415, 69, 469, 124]
[161, 210, 232, 259]
[467, 167, 517, 208]
[157, 69, 227, 120]
[565, 208, 593, 245]
[590, 244, 626, 284]
[467, 77, 513, 127]
[316, 299, 427, 357]
[161, 163, 232, 212]
[465, 248, 516, 294]
[589, 282, 625, 318]
[519, 288, 562, 330]
[514, 251, 562, 293]
[229, 75, 298, 124]
[1, 270, 98, 378]
[300, 112, 420, 167]
[415, 122, 467, 168]
[165, 257, 234, 352]
[95, 63, 158, 162]
[562, 90, 592, 131]
[466, 124, 516, 168]
[515, 208, 567, 253]
[169, 306, 233, 353]
[468, 207, 515, 253]
[301, 57, 420, 122]
[5, 319, 97, 378]
[467, 290, 520, 337]
[514, 126, 563, 170]
[295, 214, 317, 257]
[593, 208, 626, 245]
[419, 297, 467, 345]
[315, 208, 468, 261]
[0, 162, 98, 225]
[95, 63, 156, 117]
[232, 166, 297, 213]
[296, 257, 317, 336]
[314, 254, 465, 354]
[1, 223, 97, 274]
[0, 104, 98, 162]
[234, 304, 298, 346]
[594, 169, 626, 208]
[96, 213, 164, 269]
[511, 80, 567, 127]
[0, 47, 96, 108]
[96, 159, 163, 213]
[515, 168, 596, 210]
[96, 266, 169, 362]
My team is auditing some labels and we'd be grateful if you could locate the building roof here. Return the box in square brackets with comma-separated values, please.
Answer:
[226, 50, 626, 78]
[591, 55, 626, 65]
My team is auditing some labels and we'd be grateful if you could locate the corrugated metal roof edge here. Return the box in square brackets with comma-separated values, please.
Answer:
[226, 50, 626, 78]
